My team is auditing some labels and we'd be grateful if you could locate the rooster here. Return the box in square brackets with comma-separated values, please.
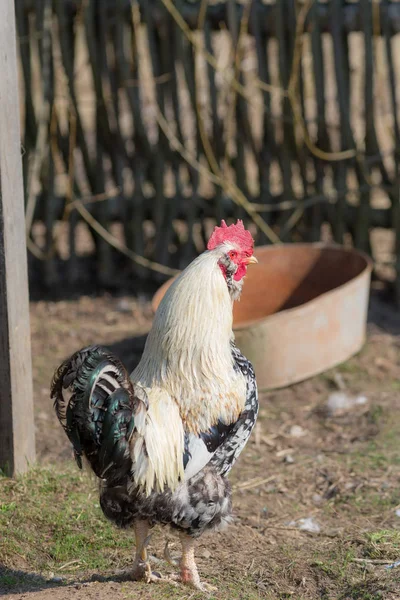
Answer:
[51, 220, 259, 591]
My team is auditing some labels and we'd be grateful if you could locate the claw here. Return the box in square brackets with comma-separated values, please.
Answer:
[148, 573, 179, 586]
[145, 570, 163, 583]
[168, 572, 217, 593]
[163, 540, 180, 567]
[129, 565, 175, 585]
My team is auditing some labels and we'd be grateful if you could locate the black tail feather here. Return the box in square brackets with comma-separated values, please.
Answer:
[51, 345, 136, 484]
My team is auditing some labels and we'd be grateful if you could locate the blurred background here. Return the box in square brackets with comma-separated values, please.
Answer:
[18, 0, 400, 302]
[2, 3, 400, 597]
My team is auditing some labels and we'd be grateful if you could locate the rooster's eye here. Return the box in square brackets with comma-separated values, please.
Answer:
[228, 250, 238, 260]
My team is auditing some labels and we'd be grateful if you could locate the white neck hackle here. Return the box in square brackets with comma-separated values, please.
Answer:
[132, 245, 246, 432]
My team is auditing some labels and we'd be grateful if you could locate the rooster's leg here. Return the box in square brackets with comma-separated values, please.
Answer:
[178, 532, 217, 592]
[130, 520, 160, 582]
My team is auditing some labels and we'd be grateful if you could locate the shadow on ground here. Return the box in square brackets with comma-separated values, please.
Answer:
[0, 565, 59, 595]
[0, 564, 141, 596]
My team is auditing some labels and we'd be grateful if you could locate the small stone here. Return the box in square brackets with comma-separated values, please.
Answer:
[290, 517, 321, 533]
[326, 392, 368, 416]
[202, 550, 211, 559]
[284, 454, 294, 464]
[299, 517, 320, 533]
[395, 508, 400, 517]
[289, 425, 306, 438]
[355, 395, 368, 405]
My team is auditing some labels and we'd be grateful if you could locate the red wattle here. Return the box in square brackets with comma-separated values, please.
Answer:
[234, 263, 247, 281]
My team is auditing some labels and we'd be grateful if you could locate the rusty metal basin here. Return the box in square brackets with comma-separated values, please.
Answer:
[152, 244, 372, 390]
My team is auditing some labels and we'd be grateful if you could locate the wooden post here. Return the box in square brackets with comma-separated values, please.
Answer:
[0, 0, 35, 475]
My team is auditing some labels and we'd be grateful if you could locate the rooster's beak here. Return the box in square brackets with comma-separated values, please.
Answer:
[247, 255, 258, 265]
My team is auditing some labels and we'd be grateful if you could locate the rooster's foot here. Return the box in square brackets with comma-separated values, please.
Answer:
[128, 561, 177, 586]
[128, 560, 161, 583]
[128, 566, 166, 584]
[145, 571, 173, 584]
[179, 577, 218, 593]
[145, 561, 177, 585]
[179, 568, 217, 593]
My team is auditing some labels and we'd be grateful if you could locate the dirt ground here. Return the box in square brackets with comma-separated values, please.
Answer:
[2, 290, 400, 600]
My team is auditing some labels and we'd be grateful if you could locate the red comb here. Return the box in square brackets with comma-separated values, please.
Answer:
[207, 220, 254, 252]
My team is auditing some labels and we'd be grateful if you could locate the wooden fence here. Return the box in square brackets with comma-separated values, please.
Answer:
[17, 0, 400, 297]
